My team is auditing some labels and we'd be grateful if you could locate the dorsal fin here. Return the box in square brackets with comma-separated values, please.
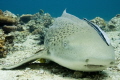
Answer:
[61, 9, 83, 23]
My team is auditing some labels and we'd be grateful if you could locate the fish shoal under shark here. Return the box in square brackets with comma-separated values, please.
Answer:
[1, 10, 115, 71]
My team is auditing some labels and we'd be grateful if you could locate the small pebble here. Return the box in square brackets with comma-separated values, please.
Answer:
[117, 63, 120, 70]
[25, 67, 31, 70]
[73, 71, 83, 78]
[39, 69, 44, 74]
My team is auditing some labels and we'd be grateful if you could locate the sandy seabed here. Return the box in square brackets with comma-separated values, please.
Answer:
[0, 31, 120, 80]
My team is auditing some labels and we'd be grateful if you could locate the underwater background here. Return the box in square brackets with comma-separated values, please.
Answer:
[1, 0, 120, 80]
[1, 0, 120, 21]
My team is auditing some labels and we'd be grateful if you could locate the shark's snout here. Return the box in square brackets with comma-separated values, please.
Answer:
[84, 57, 115, 70]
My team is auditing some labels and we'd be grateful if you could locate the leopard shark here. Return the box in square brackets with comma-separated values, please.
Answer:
[1, 10, 115, 71]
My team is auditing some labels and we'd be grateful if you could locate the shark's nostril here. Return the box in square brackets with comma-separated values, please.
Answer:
[85, 59, 89, 62]
[110, 61, 114, 65]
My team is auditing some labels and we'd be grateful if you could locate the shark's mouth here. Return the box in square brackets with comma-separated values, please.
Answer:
[85, 64, 105, 68]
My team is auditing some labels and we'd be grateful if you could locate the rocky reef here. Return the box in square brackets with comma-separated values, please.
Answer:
[91, 17, 107, 30]
[91, 15, 120, 32]
[0, 10, 17, 27]
[0, 9, 53, 57]
[0, 29, 6, 57]
[107, 14, 120, 31]
[19, 14, 33, 23]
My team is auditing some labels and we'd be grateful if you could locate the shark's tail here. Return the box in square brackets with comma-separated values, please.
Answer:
[1, 50, 47, 70]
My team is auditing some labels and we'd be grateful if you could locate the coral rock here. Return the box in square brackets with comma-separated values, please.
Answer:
[3, 10, 17, 18]
[91, 17, 107, 30]
[0, 10, 17, 26]
[107, 14, 120, 31]
[2, 25, 17, 33]
[19, 14, 33, 23]
[32, 12, 53, 28]
[0, 10, 3, 15]
[0, 30, 7, 57]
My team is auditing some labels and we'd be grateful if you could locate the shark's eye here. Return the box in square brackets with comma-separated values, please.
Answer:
[63, 41, 67, 47]
[62, 40, 69, 49]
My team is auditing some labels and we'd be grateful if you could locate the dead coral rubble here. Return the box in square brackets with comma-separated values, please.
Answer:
[0, 10, 19, 57]
[2, 25, 17, 33]
[0, 9, 53, 57]
[107, 14, 120, 31]
[31, 12, 53, 28]
[19, 14, 33, 23]
[0, 15, 17, 26]
[0, 30, 7, 57]
[91, 17, 107, 30]
[0, 29, 15, 57]
[3, 10, 17, 18]
[0, 10, 3, 15]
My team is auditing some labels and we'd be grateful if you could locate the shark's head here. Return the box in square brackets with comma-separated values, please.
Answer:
[64, 27, 115, 71]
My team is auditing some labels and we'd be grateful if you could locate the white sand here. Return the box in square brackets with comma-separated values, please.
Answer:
[0, 31, 120, 80]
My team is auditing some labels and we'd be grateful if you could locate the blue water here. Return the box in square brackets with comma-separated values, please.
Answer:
[1, 0, 120, 21]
